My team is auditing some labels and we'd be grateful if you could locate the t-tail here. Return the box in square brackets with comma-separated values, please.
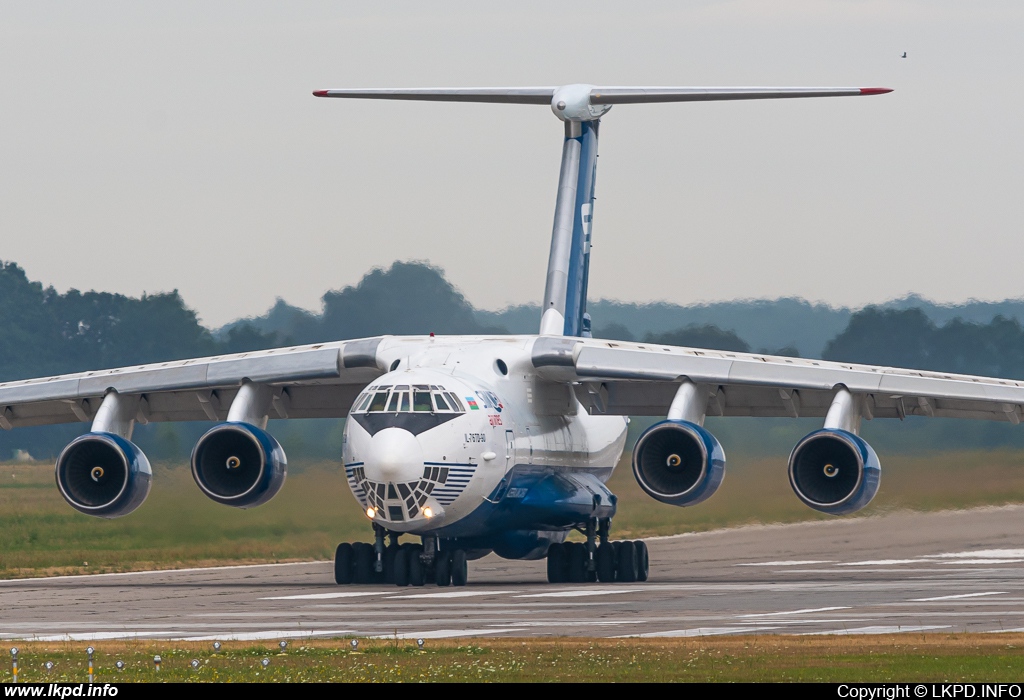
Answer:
[314, 83, 892, 337]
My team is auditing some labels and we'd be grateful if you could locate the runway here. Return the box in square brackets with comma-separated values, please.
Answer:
[4, 505, 1024, 641]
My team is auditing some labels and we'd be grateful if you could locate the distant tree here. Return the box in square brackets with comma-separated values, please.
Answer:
[593, 322, 634, 342]
[823, 307, 935, 369]
[314, 261, 504, 341]
[645, 325, 750, 352]
[219, 323, 285, 354]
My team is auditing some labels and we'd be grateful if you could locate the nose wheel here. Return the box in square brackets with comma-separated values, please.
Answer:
[546, 518, 649, 584]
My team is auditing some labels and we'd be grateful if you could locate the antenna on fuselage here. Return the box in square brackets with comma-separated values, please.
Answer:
[313, 84, 892, 337]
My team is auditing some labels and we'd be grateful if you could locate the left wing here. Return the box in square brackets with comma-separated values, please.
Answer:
[532, 336, 1024, 424]
[0, 338, 386, 429]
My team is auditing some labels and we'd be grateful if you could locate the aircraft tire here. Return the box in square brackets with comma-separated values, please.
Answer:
[451, 549, 468, 587]
[435, 551, 452, 587]
[616, 540, 638, 583]
[634, 541, 649, 582]
[596, 542, 616, 583]
[407, 545, 425, 587]
[353, 542, 374, 584]
[383, 542, 400, 584]
[334, 543, 354, 585]
[393, 547, 410, 587]
[546, 543, 567, 584]
[567, 542, 587, 583]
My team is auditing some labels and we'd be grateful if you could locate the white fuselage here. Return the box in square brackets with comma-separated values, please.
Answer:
[341, 336, 628, 534]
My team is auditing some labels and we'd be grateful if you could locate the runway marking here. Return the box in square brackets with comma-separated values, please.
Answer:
[618, 627, 781, 638]
[926, 549, 1024, 560]
[370, 628, 526, 639]
[836, 559, 921, 566]
[738, 607, 851, 618]
[806, 625, 951, 635]
[939, 559, 1024, 565]
[261, 592, 385, 601]
[486, 621, 647, 627]
[911, 592, 1006, 602]
[178, 630, 353, 641]
[735, 561, 834, 567]
[384, 590, 519, 600]
[514, 589, 642, 599]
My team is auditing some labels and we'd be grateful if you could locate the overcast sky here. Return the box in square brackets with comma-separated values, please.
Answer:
[1, 1, 1022, 327]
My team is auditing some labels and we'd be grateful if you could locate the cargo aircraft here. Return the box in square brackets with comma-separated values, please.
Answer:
[10, 82, 1020, 588]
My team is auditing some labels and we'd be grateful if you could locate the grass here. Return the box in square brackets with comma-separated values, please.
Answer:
[3, 449, 1024, 577]
[3, 635, 1024, 682]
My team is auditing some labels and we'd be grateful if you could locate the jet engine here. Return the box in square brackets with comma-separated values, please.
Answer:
[631, 420, 726, 506]
[191, 422, 287, 508]
[788, 429, 880, 515]
[55, 432, 152, 518]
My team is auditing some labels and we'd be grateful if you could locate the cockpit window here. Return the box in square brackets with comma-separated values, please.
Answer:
[357, 385, 466, 413]
[368, 391, 389, 412]
[386, 392, 401, 412]
[413, 391, 432, 412]
[355, 393, 372, 412]
[445, 392, 465, 412]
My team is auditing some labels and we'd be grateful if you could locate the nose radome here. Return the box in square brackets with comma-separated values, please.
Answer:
[363, 428, 424, 483]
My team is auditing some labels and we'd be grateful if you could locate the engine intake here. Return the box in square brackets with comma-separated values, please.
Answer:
[191, 422, 287, 508]
[55, 432, 152, 518]
[631, 420, 726, 506]
[788, 429, 880, 515]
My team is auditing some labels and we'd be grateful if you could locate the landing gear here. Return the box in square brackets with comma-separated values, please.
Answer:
[545, 518, 649, 584]
[333, 532, 469, 587]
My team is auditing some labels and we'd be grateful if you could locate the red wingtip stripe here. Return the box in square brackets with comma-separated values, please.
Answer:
[860, 87, 893, 95]
[312, 90, 329, 97]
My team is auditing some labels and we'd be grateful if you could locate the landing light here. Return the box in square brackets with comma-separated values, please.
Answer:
[422, 506, 434, 519]
[366, 507, 376, 518]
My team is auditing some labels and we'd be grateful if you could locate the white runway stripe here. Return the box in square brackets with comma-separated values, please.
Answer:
[926, 549, 1024, 560]
[385, 590, 519, 600]
[805, 625, 950, 635]
[515, 589, 642, 599]
[836, 559, 921, 566]
[911, 592, 1006, 602]
[178, 630, 353, 641]
[618, 626, 781, 638]
[736, 561, 834, 567]
[261, 592, 385, 601]
[738, 607, 850, 618]
[370, 628, 525, 639]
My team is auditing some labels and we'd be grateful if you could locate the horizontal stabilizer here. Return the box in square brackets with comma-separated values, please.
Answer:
[312, 88, 556, 104]
[312, 85, 892, 106]
[589, 86, 892, 104]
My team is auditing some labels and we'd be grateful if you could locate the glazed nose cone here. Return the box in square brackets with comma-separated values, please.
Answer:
[363, 428, 424, 483]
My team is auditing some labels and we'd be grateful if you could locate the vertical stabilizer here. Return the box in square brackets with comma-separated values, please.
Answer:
[539, 120, 599, 337]
[312, 83, 891, 338]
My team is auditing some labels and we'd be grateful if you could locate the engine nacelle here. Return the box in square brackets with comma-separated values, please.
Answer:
[788, 429, 881, 515]
[55, 432, 152, 518]
[631, 420, 726, 506]
[191, 422, 287, 508]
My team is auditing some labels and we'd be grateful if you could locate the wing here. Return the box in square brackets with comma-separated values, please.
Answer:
[532, 337, 1024, 424]
[0, 338, 387, 429]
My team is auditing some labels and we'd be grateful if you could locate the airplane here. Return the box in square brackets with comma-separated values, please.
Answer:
[10, 81, 1024, 590]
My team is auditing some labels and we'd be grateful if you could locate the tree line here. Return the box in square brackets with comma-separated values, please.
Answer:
[2, 259, 1024, 459]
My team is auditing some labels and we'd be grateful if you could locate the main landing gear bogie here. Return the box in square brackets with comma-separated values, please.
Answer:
[546, 518, 650, 584]
[334, 528, 470, 588]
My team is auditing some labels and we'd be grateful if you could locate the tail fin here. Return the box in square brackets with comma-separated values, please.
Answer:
[314, 84, 891, 337]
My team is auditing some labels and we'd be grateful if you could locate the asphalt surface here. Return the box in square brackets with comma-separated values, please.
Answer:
[4, 505, 1024, 640]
